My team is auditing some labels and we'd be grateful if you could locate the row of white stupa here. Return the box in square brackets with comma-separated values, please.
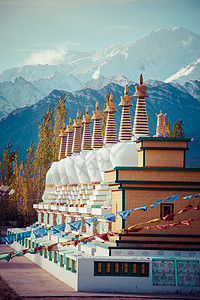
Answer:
[42, 75, 149, 202]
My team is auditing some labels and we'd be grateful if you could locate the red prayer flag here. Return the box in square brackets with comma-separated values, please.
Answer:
[162, 214, 176, 221]
[181, 218, 194, 226]
[195, 204, 200, 210]
[128, 227, 144, 232]
[156, 224, 169, 230]
[22, 249, 29, 255]
[178, 204, 193, 214]
[169, 222, 181, 227]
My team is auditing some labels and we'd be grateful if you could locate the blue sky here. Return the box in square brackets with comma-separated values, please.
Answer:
[0, 0, 200, 72]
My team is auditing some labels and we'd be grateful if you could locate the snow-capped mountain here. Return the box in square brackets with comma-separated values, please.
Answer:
[0, 79, 200, 166]
[0, 27, 200, 117]
[165, 58, 200, 84]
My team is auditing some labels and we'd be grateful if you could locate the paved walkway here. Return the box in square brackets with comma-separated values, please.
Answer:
[0, 230, 199, 299]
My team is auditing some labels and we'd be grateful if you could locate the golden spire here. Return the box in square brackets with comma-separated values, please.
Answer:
[58, 123, 67, 160]
[73, 111, 82, 128]
[66, 117, 74, 133]
[92, 101, 103, 120]
[133, 73, 149, 98]
[105, 93, 117, 113]
[59, 123, 67, 137]
[119, 85, 133, 107]
[82, 105, 92, 124]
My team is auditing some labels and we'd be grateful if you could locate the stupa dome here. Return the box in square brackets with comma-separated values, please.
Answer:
[50, 161, 62, 187]
[110, 140, 138, 167]
[57, 158, 69, 186]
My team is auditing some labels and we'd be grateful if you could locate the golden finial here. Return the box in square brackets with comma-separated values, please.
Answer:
[73, 111, 82, 127]
[105, 92, 117, 113]
[92, 101, 102, 120]
[139, 74, 143, 85]
[119, 84, 132, 106]
[125, 85, 128, 95]
[69, 117, 72, 125]
[82, 106, 92, 123]
[59, 123, 67, 137]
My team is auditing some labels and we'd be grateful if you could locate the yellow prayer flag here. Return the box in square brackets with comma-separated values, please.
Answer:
[45, 243, 58, 251]
[145, 218, 162, 224]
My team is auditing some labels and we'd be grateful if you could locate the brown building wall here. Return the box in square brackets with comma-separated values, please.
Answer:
[117, 169, 200, 182]
[145, 150, 184, 167]
[123, 189, 200, 235]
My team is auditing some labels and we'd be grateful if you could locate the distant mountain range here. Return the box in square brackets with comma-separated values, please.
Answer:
[0, 27, 200, 118]
[0, 77, 199, 166]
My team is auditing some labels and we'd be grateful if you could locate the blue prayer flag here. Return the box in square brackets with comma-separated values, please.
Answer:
[183, 194, 199, 200]
[149, 199, 163, 208]
[84, 217, 98, 226]
[51, 223, 65, 232]
[1, 234, 15, 244]
[68, 220, 82, 231]
[117, 209, 131, 220]
[33, 228, 48, 238]
[102, 213, 116, 222]
[16, 231, 31, 242]
[133, 206, 148, 211]
[164, 194, 179, 202]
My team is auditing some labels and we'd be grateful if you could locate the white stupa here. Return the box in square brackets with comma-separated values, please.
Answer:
[65, 114, 80, 184]
[110, 84, 138, 167]
[85, 101, 103, 182]
[74, 106, 91, 183]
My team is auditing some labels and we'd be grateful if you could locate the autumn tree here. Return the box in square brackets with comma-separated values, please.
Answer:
[0, 141, 17, 186]
[52, 94, 67, 161]
[34, 105, 54, 201]
[166, 117, 185, 138]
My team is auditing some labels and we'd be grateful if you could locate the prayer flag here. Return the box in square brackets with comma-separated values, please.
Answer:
[178, 204, 193, 214]
[133, 206, 148, 211]
[84, 217, 98, 226]
[128, 223, 144, 231]
[11, 250, 24, 259]
[17, 231, 31, 242]
[51, 223, 65, 233]
[156, 224, 169, 230]
[162, 214, 176, 221]
[0, 252, 11, 262]
[169, 222, 181, 227]
[195, 204, 200, 210]
[183, 194, 199, 200]
[145, 218, 162, 224]
[181, 218, 194, 226]
[1, 234, 15, 244]
[33, 228, 48, 238]
[68, 220, 82, 231]
[117, 209, 131, 220]
[46, 243, 58, 252]
[164, 194, 179, 202]
[149, 199, 163, 208]
[97, 233, 110, 241]
[102, 213, 116, 222]
[128, 227, 144, 233]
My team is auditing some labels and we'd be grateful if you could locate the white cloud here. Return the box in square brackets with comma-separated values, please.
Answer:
[25, 47, 67, 65]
